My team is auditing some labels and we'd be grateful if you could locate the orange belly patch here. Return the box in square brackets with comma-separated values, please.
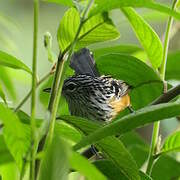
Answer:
[109, 94, 131, 118]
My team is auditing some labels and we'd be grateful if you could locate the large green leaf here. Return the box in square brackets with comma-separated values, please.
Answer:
[58, 118, 140, 180]
[42, 0, 73, 6]
[93, 160, 128, 180]
[71, 101, 180, 150]
[120, 131, 149, 168]
[0, 51, 31, 74]
[166, 51, 180, 80]
[0, 104, 31, 170]
[151, 155, 180, 180]
[92, 45, 142, 59]
[121, 8, 163, 69]
[57, 8, 120, 52]
[90, 0, 180, 19]
[161, 130, 180, 154]
[38, 136, 70, 180]
[96, 53, 161, 86]
[69, 152, 107, 180]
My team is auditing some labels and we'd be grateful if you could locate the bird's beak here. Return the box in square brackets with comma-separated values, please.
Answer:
[43, 87, 51, 93]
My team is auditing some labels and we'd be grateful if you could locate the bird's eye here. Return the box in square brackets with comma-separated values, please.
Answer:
[66, 82, 76, 91]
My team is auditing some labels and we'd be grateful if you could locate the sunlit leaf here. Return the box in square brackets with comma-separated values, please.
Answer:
[90, 0, 180, 19]
[38, 136, 70, 180]
[121, 8, 163, 69]
[0, 51, 31, 74]
[161, 130, 180, 154]
[0, 67, 16, 100]
[70, 152, 107, 180]
[57, 8, 120, 52]
[0, 84, 6, 104]
[42, 0, 73, 6]
[71, 101, 180, 150]
[0, 104, 31, 170]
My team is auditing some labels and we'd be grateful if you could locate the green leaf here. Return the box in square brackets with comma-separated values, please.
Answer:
[0, 67, 16, 100]
[151, 155, 180, 180]
[96, 53, 161, 87]
[90, 0, 180, 20]
[166, 51, 180, 80]
[0, 104, 31, 170]
[38, 136, 70, 180]
[55, 121, 82, 143]
[71, 101, 180, 150]
[69, 152, 107, 180]
[57, 8, 120, 52]
[42, 0, 73, 6]
[121, 8, 163, 69]
[130, 82, 163, 110]
[120, 131, 149, 168]
[92, 45, 142, 59]
[93, 160, 128, 180]
[0, 84, 6, 104]
[161, 130, 180, 154]
[0, 51, 31, 74]
[58, 118, 140, 180]
[0, 135, 14, 165]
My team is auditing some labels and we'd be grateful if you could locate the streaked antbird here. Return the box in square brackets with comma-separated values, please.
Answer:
[45, 48, 131, 122]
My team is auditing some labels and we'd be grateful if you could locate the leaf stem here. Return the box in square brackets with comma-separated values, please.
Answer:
[30, 0, 39, 179]
[146, 0, 179, 175]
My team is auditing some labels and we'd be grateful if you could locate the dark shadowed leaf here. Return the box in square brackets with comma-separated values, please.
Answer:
[38, 136, 70, 180]
[166, 51, 180, 80]
[121, 8, 163, 69]
[58, 118, 140, 180]
[57, 8, 120, 52]
[0, 104, 31, 170]
[0, 51, 31, 74]
[71, 101, 180, 150]
[151, 155, 180, 180]
[90, 0, 180, 19]
[139, 171, 152, 180]
[69, 152, 107, 180]
[120, 131, 149, 168]
[93, 160, 128, 180]
[161, 130, 180, 154]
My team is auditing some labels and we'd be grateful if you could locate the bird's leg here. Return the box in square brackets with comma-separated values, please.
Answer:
[127, 105, 134, 113]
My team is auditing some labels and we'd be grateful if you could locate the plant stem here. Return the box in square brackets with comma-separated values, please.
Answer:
[146, 0, 179, 175]
[14, 72, 51, 112]
[30, 0, 39, 179]
[46, 0, 94, 145]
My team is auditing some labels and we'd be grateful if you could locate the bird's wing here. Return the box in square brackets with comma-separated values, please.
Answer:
[70, 48, 100, 77]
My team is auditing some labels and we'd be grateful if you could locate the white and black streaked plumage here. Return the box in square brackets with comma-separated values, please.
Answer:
[62, 74, 130, 121]
[45, 48, 131, 122]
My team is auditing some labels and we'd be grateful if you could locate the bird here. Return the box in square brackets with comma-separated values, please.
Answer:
[44, 48, 131, 122]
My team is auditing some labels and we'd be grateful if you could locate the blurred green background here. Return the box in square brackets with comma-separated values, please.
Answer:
[0, 0, 179, 139]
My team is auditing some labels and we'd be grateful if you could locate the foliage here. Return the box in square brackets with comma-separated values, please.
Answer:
[0, 0, 180, 180]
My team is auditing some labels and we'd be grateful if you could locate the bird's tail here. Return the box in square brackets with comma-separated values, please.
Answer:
[70, 48, 100, 77]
